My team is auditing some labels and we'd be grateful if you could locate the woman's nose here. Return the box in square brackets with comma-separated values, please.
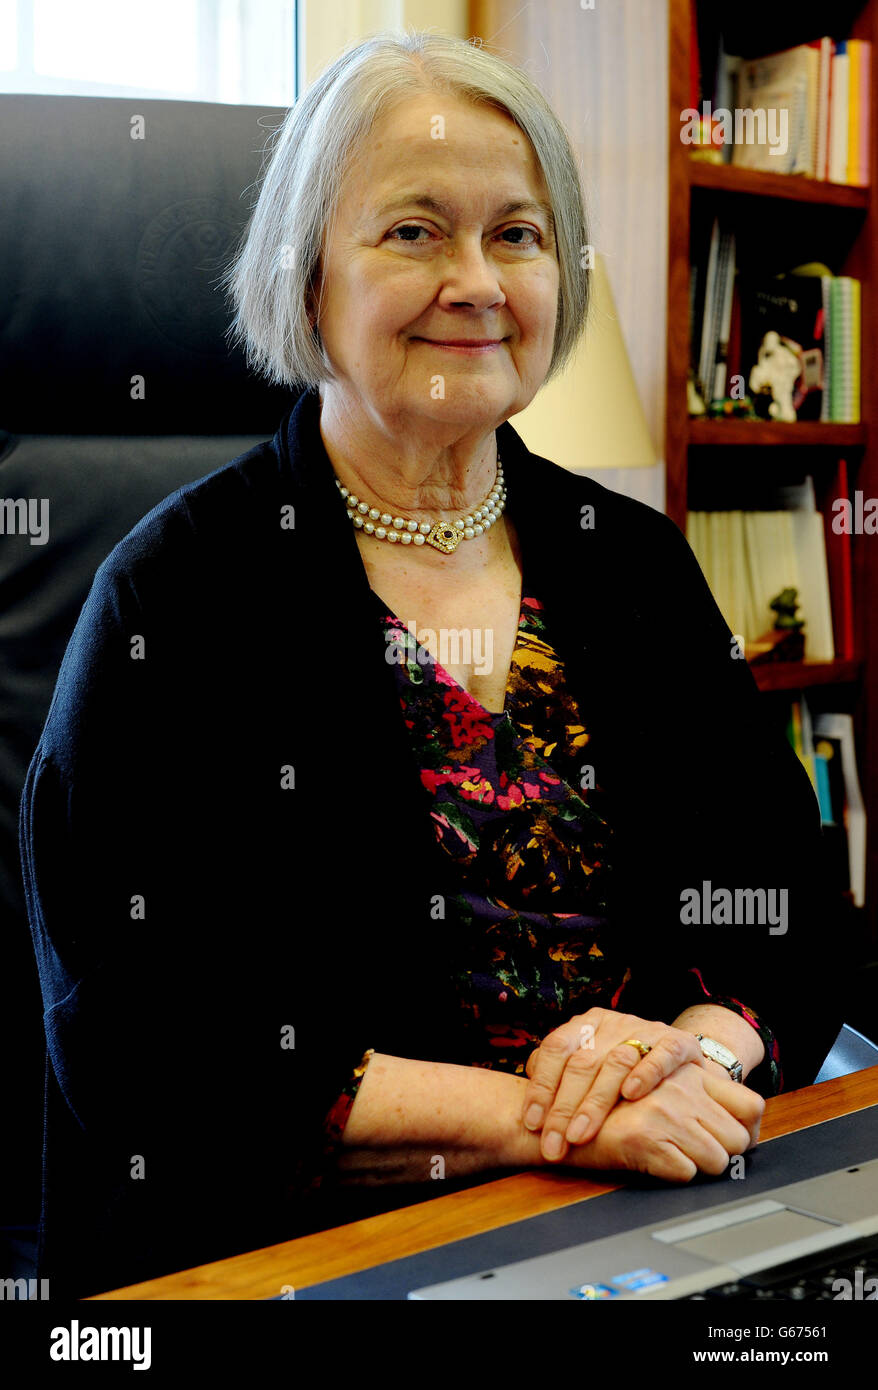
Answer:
[436, 236, 506, 309]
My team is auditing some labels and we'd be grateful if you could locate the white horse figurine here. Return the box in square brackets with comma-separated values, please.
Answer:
[748, 330, 802, 422]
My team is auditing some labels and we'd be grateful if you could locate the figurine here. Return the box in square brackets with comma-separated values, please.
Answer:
[770, 587, 805, 633]
[748, 330, 803, 422]
[749, 587, 806, 664]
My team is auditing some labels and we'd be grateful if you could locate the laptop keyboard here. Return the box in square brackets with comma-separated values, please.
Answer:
[680, 1232, 878, 1300]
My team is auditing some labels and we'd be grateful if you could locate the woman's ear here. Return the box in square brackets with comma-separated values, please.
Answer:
[306, 264, 322, 333]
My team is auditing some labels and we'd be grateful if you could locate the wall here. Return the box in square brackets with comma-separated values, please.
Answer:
[301, 0, 469, 85]
[471, 0, 668, 510]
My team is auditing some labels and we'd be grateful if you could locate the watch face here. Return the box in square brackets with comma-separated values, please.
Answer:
[700, 1037, 737, 1069]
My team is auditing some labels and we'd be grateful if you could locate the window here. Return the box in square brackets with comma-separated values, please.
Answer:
[0, 0, 297, 104]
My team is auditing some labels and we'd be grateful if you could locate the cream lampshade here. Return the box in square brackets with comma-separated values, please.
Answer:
[510, 252, 657, 471]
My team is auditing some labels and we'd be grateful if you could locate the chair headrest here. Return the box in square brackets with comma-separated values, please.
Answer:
[0, 94, 293, 434]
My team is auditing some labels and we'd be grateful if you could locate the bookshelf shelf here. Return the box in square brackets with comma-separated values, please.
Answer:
[689, 420, 867, 446]
[688, 160, 871, 207]
[668, 0, 878, 932]
[751, 658, 862, 692]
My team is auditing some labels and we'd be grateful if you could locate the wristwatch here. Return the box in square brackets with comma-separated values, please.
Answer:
[695, 1034, 743, 1083]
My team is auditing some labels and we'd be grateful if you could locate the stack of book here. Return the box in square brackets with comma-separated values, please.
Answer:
[785, 699, 866, 907]
[691, 220, 861, 421]
[686, 477, 836, 661]
[698, 33, 872, 185]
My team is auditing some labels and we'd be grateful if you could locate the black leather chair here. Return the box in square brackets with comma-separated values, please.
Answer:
[0, 93, 292, 1279]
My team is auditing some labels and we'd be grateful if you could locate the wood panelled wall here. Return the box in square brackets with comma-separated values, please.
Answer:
[469, 0, 669, 510]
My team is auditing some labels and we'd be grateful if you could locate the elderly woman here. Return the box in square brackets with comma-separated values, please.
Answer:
[21, 31, 840, 1298]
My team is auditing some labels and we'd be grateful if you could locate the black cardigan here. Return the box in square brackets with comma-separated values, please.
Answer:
[20, 386, 844, 1296]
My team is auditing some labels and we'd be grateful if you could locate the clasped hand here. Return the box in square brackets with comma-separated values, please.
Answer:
[520, 1008, 764, 1180]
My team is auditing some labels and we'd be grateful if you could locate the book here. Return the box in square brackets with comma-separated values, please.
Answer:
[803, 41, 821, 176]
[733, 44, 811, 175]
[712, 233, 737, 401]
[713, 34, 739, 166]
[829, 40, 850, 183]
[813, 745, 834, 822]
[799, 693, 818, 793]
[726, 271, 743, 390]
[858, 42, 871, 186]
[845, 39, 873, 185]
[809, 37, 835, 181]
[848, 37, 861, 185]
[820, 275, 833, 421]
[788, 509, 835, 659]
[787, 697, 805, 760]
[812, 730, 852, 897]
[696, 218, 721, 402]
[851, 276, 862, 421]
[813, 713, 866, 907]
[828, 458, 856, 660]
[829, 277, 861, 422]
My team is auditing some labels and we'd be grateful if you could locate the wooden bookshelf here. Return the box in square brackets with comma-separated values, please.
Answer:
[689, 161, 871, 207]
[667, 0, 878, 938]
[751, 658, 862, 692]
[689, 420, 867, 446]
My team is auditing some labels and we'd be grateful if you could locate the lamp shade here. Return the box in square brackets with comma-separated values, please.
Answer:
[510, 253, 657, 470]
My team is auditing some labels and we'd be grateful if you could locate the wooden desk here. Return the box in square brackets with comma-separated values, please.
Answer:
[90, 1066, 878, 1301]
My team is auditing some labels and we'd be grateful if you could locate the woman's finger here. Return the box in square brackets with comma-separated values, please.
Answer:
[645, 1067, 761, 1169]
[560, 1032, 705, 1149]
[560, 1041, 651, 1148]
[700, 1069, 765, 1149]
[665, 1121, 743, 1177]
[619, 1029, 705, 1101]
[539, 1042, 643, 1159]
[693, 1104, 753, 1161]
[521, 1021, 598, 1134]
[620, 1072, 752, 1177]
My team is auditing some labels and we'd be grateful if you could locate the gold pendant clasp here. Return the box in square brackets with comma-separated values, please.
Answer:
[425, 522, 462, 553]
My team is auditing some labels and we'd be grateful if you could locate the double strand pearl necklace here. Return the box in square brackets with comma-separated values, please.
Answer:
[334, 455, 506, 554]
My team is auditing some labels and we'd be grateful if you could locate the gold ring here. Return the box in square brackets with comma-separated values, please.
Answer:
[621, 1038, 652, 1057]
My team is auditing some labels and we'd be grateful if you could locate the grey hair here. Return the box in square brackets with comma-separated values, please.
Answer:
[224, 28, 590, 391]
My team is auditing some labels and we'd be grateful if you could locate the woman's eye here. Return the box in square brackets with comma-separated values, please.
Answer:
[389, 224, 432, 243]
[387, 224, 541, 247]
[500, 226, 541, 246]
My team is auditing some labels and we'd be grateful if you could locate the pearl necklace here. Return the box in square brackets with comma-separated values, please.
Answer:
[334, 456, 506, 553]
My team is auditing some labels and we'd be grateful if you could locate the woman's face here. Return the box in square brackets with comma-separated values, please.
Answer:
[312, 92, 561, 435]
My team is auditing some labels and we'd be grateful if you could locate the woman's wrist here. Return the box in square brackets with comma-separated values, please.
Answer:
[672, 1004, 766, 1081]
[337, 1051, 545, 1181]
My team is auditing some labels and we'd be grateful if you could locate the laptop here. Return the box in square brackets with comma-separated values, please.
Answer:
[408, 1157, 878, 1299]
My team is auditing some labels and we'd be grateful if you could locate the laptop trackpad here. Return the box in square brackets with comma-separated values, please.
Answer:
[652, 1200, 837, 1264]
[673, 1210, 833, 1263]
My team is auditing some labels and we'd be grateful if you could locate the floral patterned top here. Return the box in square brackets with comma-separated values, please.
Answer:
[303, 582, 781, 1189]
